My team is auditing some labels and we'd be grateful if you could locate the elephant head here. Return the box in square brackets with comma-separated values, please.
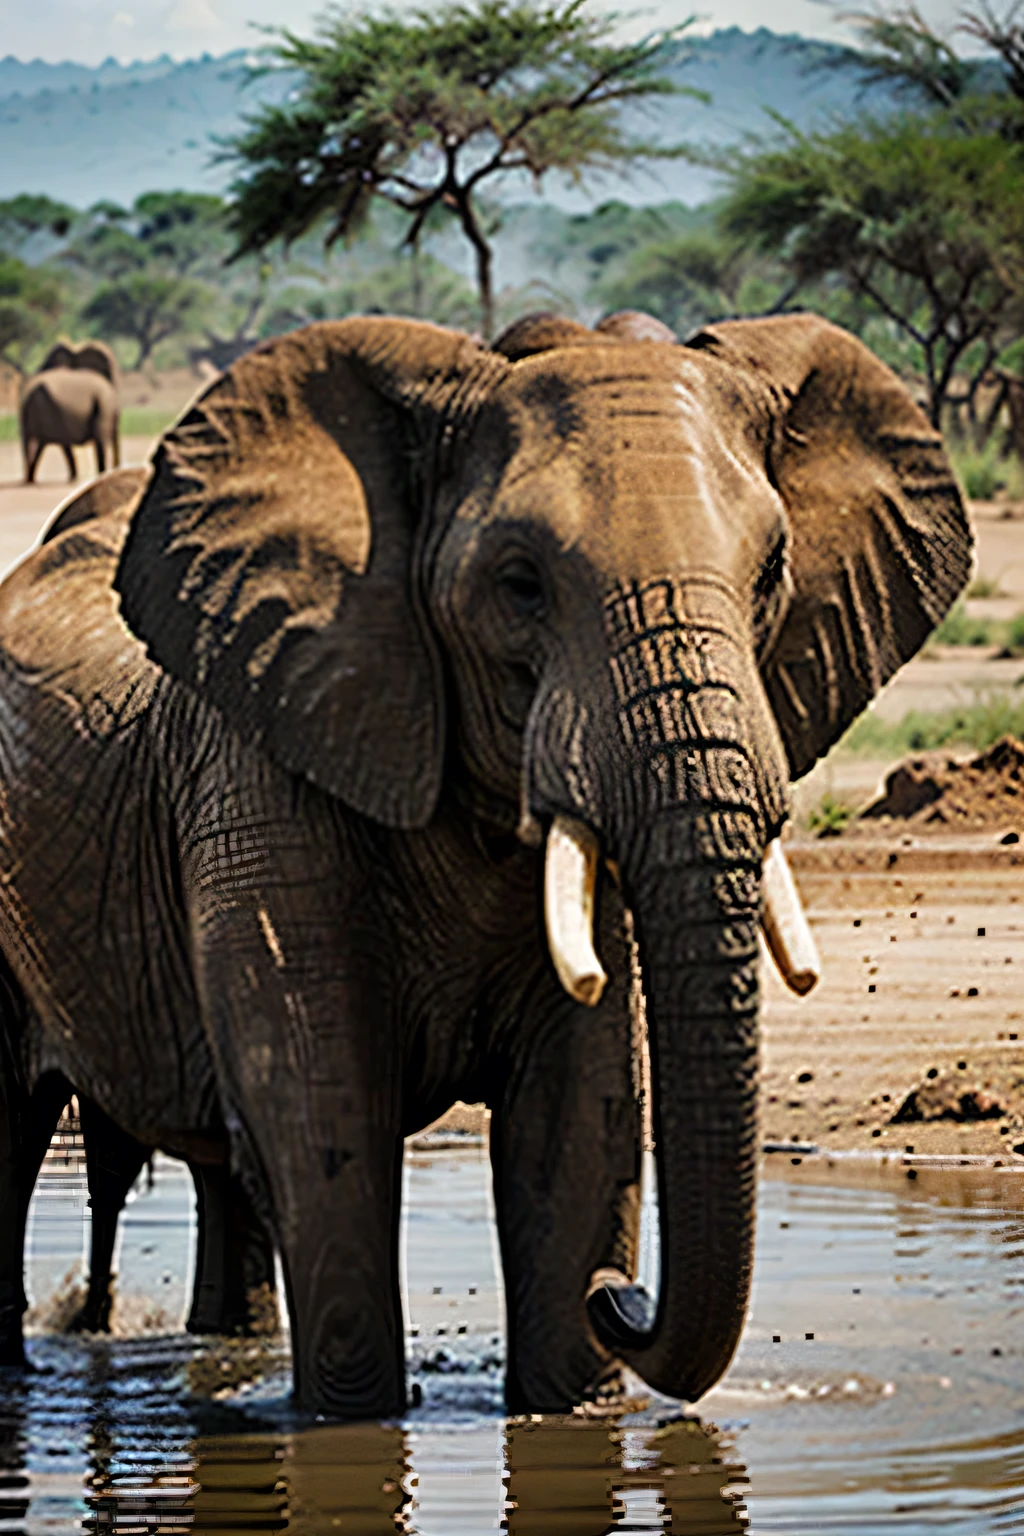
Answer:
[39, 339, 118, 385]
[115, 312, 970, 1403]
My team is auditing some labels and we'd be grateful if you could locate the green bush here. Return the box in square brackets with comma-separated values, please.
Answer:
[807, 793, 855, 837]
[928, 600, 994, 647]
[843, 692, 1024, 756]
[951, 441, 1013, 500]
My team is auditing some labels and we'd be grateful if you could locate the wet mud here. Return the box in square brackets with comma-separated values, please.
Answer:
[3, 1147, 1022, 1532]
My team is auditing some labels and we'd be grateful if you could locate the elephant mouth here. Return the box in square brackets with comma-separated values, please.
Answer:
[542, 813, 821, 1005]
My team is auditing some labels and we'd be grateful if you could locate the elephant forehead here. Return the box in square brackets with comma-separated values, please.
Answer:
[468, 348, 779, 580]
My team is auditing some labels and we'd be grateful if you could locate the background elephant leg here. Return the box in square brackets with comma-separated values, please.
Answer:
[93, 438, 106, 475]
[61, 444, 76, 482]
[186, 1163, 277, 1336]
[0, 1071, 71, 1365]
[68, 1096, 150, 1334]
[23, 440, 41, 485]
[490, 947, 640, 1413]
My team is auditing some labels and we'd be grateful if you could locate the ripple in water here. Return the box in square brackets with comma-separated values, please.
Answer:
[2, 1147, 1022, 1532]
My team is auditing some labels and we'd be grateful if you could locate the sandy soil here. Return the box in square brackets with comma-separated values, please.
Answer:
[1, 449, 1023, 1163]
[0, 435, 158, 576]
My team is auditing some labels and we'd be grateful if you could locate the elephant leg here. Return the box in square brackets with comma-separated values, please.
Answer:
[186, 1162, 277, 1336]
[195, 886, 405, 1417]
[23, 440, 41, 485]
[490, 934, 640, 1413]
[0, 1071, 72, 1365]
[111, 428, 120, 470]
[93, 438, 106, 476]
[67, 1097, 150, 1334]
[61, 444, 77, 482]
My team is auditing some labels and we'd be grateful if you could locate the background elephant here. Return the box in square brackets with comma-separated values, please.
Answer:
[0, 471, 277, 1347]
[0, 309, 970, 1417]
[69, 1092, 277, 1337]
[19, 339, 120, 485]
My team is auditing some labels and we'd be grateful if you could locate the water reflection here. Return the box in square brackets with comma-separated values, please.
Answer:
[8, 1151, 1024, 1533]
[0, 1356, 746, 1535]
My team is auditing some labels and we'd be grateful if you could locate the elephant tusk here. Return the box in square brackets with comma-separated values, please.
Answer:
[761, 838, 821, 996]
[544, 814, 608, 1007]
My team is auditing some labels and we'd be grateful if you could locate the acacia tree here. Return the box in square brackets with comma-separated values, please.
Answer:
[0, 255, 61, 371]
[717, 116, 1024, 425]
[224, 0, 698, 336]
[713, 3, 1024, 427]
[82, 274, 208, 369]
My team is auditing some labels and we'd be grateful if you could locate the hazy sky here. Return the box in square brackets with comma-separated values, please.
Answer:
[0, 0, 968, 67]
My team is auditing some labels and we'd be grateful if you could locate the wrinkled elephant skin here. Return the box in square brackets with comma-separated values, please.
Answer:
[0, 310, 971, 1417]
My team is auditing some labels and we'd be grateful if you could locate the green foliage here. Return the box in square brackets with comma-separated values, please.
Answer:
[0, 195, 76, 254]
[595, 229, 737, 332]
[807, 792, 855, 837]
[928, 599, 995, 647]
[707, 3, 1024, 427]
[0, 254, 62, 366]
[715, 112, 1024, 424]
[966, 573, 1007, 598]
[951, 439, 1016, 499]
[260, 252, 478, 334]
[1003, 610, 1024, 655]
[843, 691, 1024, 755]
[224, 0, 699, 333]
[81, 274, 209, 369]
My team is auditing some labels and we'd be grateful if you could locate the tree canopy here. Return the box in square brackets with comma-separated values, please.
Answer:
[224, 0, 699, 335]
[706, 5, 1024, 425]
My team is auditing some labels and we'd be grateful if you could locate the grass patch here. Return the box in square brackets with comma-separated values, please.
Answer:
[966, 574, 1007, 598]
[807, 792, 856, 837]
[843, 692, 1024, 757]
[121, 407, 178, 437]
[0, 408, 177, 444]
[928, 600, 996, 647]
[950, 441, 1024, 500]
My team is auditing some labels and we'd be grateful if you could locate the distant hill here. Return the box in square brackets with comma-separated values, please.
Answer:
[0, 28, 895, 211]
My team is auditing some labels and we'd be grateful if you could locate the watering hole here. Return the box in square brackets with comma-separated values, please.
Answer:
[4, 1145, 1023, 1533]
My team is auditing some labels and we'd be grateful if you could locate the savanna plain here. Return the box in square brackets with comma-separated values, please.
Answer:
[0, 407, 1022, 1531]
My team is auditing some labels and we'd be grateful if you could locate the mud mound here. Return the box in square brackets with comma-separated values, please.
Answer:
[861, 735, 1024, 830]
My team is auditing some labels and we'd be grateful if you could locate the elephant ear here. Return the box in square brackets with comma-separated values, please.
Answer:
[116, 318, 501, 828]
[73, 341, 118, 385]
[39, 340, 76, 372]
[686, 313, 972, 780]
[43, 466, 150, 544]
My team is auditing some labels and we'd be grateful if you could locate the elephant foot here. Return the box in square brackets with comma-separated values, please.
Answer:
[65, 1289, 113, 1334]
[188, 1283, 279, 1339]
[577, 1362, 651, 1418]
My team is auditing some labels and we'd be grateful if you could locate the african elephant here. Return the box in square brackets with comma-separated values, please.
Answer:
[68, 1092, 277, 1337]
[0, 471, 278, 1343]
[0, 309, 970, 1418]
[20, 339, 120, 485]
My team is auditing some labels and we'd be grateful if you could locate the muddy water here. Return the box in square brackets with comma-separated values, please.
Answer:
[4, 1148, 1023, 1533]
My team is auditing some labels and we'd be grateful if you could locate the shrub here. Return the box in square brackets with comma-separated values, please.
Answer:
[928, 601, 993, 647]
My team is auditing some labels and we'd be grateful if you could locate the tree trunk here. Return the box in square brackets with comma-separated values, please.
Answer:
[457, 191, 494, 340]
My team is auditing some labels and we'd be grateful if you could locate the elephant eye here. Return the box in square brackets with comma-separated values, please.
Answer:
[496, 557, 547, 619]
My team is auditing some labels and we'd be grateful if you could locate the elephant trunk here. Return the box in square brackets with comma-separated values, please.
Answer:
[598, 840, 762, 1399]
[538, 580, 791, 1401]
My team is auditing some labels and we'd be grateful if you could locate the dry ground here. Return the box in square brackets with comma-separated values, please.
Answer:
[1, 436, 1023, 1160]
